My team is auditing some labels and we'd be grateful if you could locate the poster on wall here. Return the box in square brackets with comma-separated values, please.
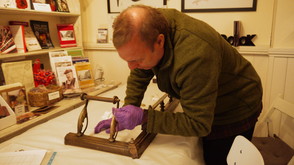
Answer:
[181, 0, 257, 12]
[97, 28, 108, 43]
[107, 0, 167, 13]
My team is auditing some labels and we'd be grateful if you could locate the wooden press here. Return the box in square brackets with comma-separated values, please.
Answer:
[64, 93, 179, 158]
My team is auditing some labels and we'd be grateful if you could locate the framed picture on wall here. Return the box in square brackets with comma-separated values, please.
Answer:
[107, 0, 167, 13]
[181, 0, 257, 13]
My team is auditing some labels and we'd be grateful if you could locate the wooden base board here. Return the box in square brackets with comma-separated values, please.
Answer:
[64, 130, 157, 159]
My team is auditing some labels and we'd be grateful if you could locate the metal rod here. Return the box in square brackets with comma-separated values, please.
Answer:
[109, 116, 117, 142]
[80, 93, 120, 104]
[77, 100, 89, 136]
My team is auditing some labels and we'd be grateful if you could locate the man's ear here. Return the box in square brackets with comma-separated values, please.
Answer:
[157, 34, 165, 48]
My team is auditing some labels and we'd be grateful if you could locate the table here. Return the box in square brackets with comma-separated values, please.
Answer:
[0, 83, 204, 165]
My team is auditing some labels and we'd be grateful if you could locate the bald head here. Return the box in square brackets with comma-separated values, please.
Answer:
[112, 5, 169, 50]
[121, 6, 147, 36]
[126, 6, 147, 23]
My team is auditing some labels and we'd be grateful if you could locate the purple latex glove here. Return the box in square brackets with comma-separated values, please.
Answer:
[94, 105, 144, 134]
[94, 118, 124, 133]
[113, 105, 144, 130]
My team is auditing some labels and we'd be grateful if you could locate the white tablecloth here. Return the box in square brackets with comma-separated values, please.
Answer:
[0, 83, 204, 165]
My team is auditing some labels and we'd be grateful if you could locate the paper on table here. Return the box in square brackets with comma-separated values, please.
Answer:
[0, 149, 47, 165]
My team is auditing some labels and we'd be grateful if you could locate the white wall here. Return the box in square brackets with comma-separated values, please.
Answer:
[86, 50, 129, 84]
[80, 0, 294, 146]
[168, 0, 275, 47]
[80, 0, 129, 83]
[80, 0, 280, 83]
[80, 0, 279, 47]
[81, 0, 294, 48]
[271, 0, 294, 48]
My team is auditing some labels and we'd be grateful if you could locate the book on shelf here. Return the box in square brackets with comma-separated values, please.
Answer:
[56, 0, 70, 12]
[30, 20, 54, 49]
[48, 50, 69, 79]
[57, 24, 77, 48]
[48, 51, 82, 93]
[9, 21, 42, 52]
[0, 25, 17, 54]
[47, 0, 58, 11]
[0, 83, 29, 119]
[0, 66, 5, 86]
[0, 94, 16, 131]
[30, 0, 51, 11]
[72, 57, 89, 64]
[74, 62, 95, 89]
[67, 48, 83, 57]
[9, 25, 27, 53]
[1, 60, 35, 93]
[56, 65, 81, 94]
[48, 50, 68, 58]
[9, 21, 29, 27]
[69, 48, 87, 64]
[24, 26, 42, 51]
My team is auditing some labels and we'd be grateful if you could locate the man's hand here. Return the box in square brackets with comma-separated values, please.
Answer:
[94, 105, 144, 133]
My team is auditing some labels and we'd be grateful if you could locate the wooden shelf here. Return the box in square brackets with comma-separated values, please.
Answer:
[0, 7, 80, 17]
[0, 47, 83, 60]
[0, 81, 121, 143]
[0, 1, 82, 60]
[0, 0, 88, 142]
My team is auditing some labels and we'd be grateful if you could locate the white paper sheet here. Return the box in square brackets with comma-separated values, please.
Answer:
[0, 149, 46, 165]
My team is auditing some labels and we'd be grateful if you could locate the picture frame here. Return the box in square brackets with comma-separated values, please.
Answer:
[55, 0, 70, 12]
[0, 83, 29, 119]
[107, 0, 167, 13]
[0, 86, 28, 117]
[0, 95, 16, 131]
[1, 60, 35, 92]
[97, 28, 108, 43]
[181, 0, 257, 13]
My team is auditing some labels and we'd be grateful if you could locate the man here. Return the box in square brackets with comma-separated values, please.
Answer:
[95, 5, 262, 165]
[62, 69, 76, 90]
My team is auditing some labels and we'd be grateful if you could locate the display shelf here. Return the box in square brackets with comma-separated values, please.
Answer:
[0, 0, 82, 59]
[0, 7, 80, 17]
[0, 46, 83, 60]
[0, 81, 121, 143]
[0, 0, 90, 142]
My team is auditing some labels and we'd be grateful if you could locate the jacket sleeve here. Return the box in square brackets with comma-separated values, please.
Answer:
[124, 69, 154, 107]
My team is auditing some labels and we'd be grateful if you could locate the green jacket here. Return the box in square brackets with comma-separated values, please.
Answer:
[124, 9, 263, 137]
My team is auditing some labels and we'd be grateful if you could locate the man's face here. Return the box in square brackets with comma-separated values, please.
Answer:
[66, 72, 73, 80]
[117, 34, 164, 70]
